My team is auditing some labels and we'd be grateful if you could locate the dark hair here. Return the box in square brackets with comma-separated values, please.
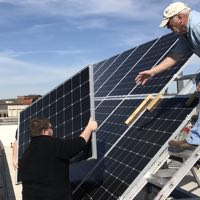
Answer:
[28, 117, 50, 137]
[191, 114, 198, 125]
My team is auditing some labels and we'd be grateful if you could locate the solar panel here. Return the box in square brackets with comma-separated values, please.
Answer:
[108, 33, 179, 96]
[72, 96, 198, 200]
[94, 55, 119, 83]
[93, 33, 192, 98]
[17, 66, 96, 183]
[94, 48, 136, 94]
[94, 36, 160, 97]
[95, 99, 142, 157]
[17, 31, 196, 199]
[93, 60, 107, 76]
[71, 33, 195, 199]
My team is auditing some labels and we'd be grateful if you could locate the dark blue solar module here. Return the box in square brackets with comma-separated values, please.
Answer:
[94, 100, 122, 127]
[94, 55, 119, 83]
[72, 97, 198, 200]
[95, 38, 158, 97]
[94, 48, 136, 94]
[17, 66, 95, 183]
[95, 99, 142, 157]
[131, 52, 192, 95]
[108, 33, 181, 96]
[93, 60, 107, 76]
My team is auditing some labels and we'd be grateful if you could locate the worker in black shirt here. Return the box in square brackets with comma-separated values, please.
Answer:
[19, 117, 98, 200]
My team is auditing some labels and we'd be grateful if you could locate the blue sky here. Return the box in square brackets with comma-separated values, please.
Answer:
[0, 0, 200, 99]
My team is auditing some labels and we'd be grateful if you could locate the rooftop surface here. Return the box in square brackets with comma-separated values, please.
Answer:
[3, 145, 200, 199]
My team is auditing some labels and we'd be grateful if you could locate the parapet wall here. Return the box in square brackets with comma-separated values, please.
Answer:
[0, 125, 18, 147]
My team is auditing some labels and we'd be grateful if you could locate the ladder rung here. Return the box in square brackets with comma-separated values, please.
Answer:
[155, 169, 177, 178]
[147, 174, 168, 188]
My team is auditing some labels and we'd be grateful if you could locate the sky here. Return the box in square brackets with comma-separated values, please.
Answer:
[0, 0, 200, 99]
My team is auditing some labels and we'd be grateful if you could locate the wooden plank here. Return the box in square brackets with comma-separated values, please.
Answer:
[125, 94, 152, 125]
[146, 93, 162, 111]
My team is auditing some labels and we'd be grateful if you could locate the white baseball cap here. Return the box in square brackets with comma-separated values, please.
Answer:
[160, 2, 190, 27]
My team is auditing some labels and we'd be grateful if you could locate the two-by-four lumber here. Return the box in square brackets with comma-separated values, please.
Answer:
[125, 94, 152, 125]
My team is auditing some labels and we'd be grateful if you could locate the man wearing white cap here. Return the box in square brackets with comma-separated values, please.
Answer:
[135, 2, 200, 148]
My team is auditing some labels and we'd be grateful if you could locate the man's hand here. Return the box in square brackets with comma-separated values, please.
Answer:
[12, 141, 18, 170]
[80, 119, 98, 143]
[135, 70, 153, 85]
[86, 119, 98, 132]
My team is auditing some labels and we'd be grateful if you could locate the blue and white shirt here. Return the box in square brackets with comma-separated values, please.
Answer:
[173, 10, 200, 57]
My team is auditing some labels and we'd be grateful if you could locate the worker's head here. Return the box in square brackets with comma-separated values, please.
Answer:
[28, 117, 53, 137]
[160, 2, 191, 35]
[190, 114, 198, 126]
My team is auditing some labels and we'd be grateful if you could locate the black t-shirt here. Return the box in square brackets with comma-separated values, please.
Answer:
[20, 135, 86, 200]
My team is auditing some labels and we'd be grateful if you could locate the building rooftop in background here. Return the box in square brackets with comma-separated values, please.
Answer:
[0, 95, 42, 106]
[0, 95, 42, 121]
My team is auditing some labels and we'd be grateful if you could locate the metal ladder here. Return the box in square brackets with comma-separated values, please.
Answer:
[149, 145, 200, 200]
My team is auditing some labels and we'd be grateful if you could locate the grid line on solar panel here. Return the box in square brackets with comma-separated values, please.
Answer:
[95, 99, 143, 157]
[94, 38, 160, 97]
[94, 100, 122, 126]
[93, 60, 107, 75]
[72, 97, 198, 200]
[94, 55, 120, 83]
[17, 66, 94, 183]
[72, 99, 143, 196]
[108, 33, 179, 96]
[96, 39, 157, 96]
[94, 48, 136, 94]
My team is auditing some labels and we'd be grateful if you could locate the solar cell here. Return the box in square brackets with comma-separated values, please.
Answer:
[17, 66, 95, 183]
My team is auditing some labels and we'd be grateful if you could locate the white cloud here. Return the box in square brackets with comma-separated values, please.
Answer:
[0, 0, 160, 19]
[0, 49, 89, 58]
[0, 53, 84, 98]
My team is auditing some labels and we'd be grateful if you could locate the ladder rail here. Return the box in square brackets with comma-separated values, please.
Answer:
[154, 145, 200, 200]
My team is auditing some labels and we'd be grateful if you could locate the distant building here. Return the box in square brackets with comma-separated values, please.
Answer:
[0, 95, 42, 146]
[0, 95, 42, 123]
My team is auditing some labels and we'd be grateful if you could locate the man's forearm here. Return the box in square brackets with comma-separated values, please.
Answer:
[80, 126, 93, 143]
[150, 55, 182, 76]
